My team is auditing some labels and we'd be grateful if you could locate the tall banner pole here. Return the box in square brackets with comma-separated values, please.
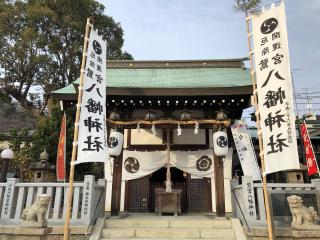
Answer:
[245, 15, 274, 240]
[63, 18, 92, 240]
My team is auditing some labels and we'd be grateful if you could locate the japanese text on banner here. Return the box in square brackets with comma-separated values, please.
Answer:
[77, 29, 107, 164]
[252, 2, 299, 174]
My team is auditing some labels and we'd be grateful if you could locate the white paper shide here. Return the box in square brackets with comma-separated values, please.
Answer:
[252, 2, 299, 174]
[76, 29, 107, 164]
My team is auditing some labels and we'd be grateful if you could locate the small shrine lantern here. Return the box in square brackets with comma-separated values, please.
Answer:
[285, 163, 307, 183]
[30, 149, 55, 182]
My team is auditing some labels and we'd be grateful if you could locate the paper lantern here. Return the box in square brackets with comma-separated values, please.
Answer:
[108, 131, 123, 157]
[213, 131, 228, 156]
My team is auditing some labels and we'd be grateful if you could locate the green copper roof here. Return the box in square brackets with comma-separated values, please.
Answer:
[53, 82, 77, 94]
[107, 68, 251, 88]
[53, 67, 251, 95]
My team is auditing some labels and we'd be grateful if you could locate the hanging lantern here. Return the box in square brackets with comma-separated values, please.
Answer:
[145, 110, 156, 120]
[108, 131, 124, 157]
[180, 110, 191, 121]
[215, 109, 228, 121]
[213, 131, 228, 156]
[109, 110, 120, 120]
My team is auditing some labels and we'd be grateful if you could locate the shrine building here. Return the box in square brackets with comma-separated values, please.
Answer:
[52, 58, 252, 217]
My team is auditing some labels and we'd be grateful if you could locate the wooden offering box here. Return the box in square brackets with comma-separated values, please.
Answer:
[155, 188, 181, 216]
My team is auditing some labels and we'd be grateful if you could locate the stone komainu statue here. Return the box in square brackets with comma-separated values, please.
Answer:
[287, 195, 319, 228]
[21, 194, 51, 228]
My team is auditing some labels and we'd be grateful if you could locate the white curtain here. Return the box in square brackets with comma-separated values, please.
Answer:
[122, 150, 167, 180]
[170, 150, 214, 178]
[120, 149, 216, 180]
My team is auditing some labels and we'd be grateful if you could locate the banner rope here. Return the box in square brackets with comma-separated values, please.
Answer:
[107, 119, 231, 127]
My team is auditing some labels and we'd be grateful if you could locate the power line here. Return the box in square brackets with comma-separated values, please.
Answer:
[296, 92, 320, 95]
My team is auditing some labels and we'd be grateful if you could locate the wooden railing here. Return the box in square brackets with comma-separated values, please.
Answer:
[0, 175, 105, 226]
[231, 177, 320, 227]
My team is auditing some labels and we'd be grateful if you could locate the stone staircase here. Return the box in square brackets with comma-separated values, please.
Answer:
[98, 215, 246, 240]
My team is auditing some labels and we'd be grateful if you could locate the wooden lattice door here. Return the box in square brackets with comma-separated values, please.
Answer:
[187, 177, 211, 212]
[127, 176, 150, 212]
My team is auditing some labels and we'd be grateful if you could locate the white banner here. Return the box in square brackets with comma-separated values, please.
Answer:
[76, 28, 107, 164]
[122, 150, 167, 181]
[252, 2, 299, 174]
[171, 150, 214, 178]
[231, 123, 261, 181]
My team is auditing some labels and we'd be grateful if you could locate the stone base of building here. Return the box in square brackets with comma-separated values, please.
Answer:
[292, 229, 320, 239]
[245, 227, 320, 240]
[0, 226, 52, 240]
[0, 226, 87, 240]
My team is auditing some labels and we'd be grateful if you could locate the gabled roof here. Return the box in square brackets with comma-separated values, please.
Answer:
[52, 59, 252, 99]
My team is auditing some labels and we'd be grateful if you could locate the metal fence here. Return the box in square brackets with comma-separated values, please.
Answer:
[0, 175, 105, 226]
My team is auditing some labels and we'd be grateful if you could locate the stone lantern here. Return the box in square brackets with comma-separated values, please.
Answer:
[30, 149, 55, 182]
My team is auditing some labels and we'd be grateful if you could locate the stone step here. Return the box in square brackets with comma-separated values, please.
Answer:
[135, 228, 200, 239]
[170, 219, 232, 229]
[105, 219, 170, 228]
[200, 229, 234, 239]
[100, 239, 235, 240]
[102, 228, 135, 239]
[101, 228, 235, 239]
[105, 219, 232, 229]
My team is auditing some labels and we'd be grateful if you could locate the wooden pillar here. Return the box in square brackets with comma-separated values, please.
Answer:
[111, 128, 124, 216]
[213, 126, 226, 217]
[124, 129, 131, 212]
[165, 129, 172, 192]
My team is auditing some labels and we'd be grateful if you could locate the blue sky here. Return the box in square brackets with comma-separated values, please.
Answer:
[101, 0, 320, 115]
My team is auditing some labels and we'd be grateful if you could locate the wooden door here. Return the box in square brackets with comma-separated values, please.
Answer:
[127, 176, 150, 212]
[187, 177, 211, 212]
[173, 182, 187, 212]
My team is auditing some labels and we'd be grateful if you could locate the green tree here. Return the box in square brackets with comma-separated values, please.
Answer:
[31, 104, 103, 181]
[233, 0, 261, 14]
[0, 0, 132, 118]
[8, 128, 33, 182]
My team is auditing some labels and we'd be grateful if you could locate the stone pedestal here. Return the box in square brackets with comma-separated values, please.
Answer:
[244, 227, 320, 240]
[292, 230, 320, 239]
[0, 226, 52, 240]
